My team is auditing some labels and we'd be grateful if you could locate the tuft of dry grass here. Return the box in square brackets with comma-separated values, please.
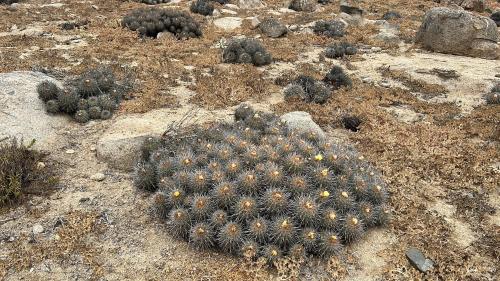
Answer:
[0, 138, 57, 209]
[189, 64, 278, 109]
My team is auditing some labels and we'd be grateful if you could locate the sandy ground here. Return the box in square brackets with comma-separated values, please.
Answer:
[1, 0, 499, 280]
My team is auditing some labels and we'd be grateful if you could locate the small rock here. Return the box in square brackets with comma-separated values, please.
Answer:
[406, 248, 434, 273]
[289, 0, 315, 12]
[225, 4, 239, 9]
[221, 9, 238, 15]
[382, 11, 402, 20]
[90, 173, 106, 182]
[90, 146, 96, 151]
[289, 24, 299, 31]
[259, 18, 288, 38]
[213, 9, 221, 17]
[32, 224, 44, 235]
[281, 112, 326, 140]
[36, 162, 46, 169]
[249, 17, 261, 29]
[65, 149, 75, 154]
[378, 80, 391, 88]
[7, 3, 19, 11]
[238, 0, 262, 9]
[361, 76, 373, 83]
[340, 0, 363, 16]
[91, 5, 99, 10]
[213, 17, 243, 31]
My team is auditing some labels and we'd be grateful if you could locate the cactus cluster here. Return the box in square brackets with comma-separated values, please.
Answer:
[284, 76, 331, 104]
[324, 42, 357, 59]
[284, 66, 351, 104]
[37, 67, 126, 123]
[122, 8, 202, 39]
[485, 83, 500, 104]
[134, 105, 390, 264]
[284, 66, 352, 104]
[323, 66, 352, 90]
[313, 20, 346, 37]
[222, 38, 272, 66]
[138, 0, 170, 4]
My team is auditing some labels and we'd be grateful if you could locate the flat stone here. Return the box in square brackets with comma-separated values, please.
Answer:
[340, 0, 363, 16]
[406, 248, 434, 273]
[280, 111, 326, 140]
[97, 100, 232, 171]
[213, 17, 243, 31]
[0, 71, 69, 150]
[238, 0, 262, 9]
[221, 9, 238, 15]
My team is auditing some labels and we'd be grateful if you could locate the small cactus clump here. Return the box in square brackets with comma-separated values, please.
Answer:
[36, 67, 128, 123]
[313, 20, 346, 37]
[135, 105, 390, 264]
[284, 75, 332, 104]
[323, 66, 352, 90]
[222, 38, 272, 67]
[324, 42, 357, 59]
[485, 83, 500, 104]
[121, 8, 202, 39]
[190, 0, 214, 16]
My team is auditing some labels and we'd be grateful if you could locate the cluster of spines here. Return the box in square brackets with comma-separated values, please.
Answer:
[121, 8, 202, 39]
[135, 105, 390, 264]
[37, 67, 124, 124]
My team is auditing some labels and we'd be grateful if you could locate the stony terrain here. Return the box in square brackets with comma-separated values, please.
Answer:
[0, 0, 499, 280]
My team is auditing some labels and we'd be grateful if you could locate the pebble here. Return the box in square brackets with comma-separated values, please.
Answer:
[36, 162, 46, 169]
[406, 248, 434, 273]
[378, 80, 391, 88]
[65, 149, 75, 154]
[221, 9, 238, 15]
[361, 77, 373, 83]
[32, 224, 44, 235]
[90, 173, 106, 182]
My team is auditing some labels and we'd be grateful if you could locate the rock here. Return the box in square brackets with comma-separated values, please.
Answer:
[213, 9, 221, 17]
[0, 72, 69, 150]
[337, 12, 363, 27]
[406, 248, 434, 273]
[438, 0, 485, 12]
[249, 17, 261, 29]
[221, 9, 238, 15]
[416, 7, 500, 60]
[213, 17, 243, 31]
[280, 111, 326, 139]
[97, 100, 231, 171]
[378, 80, 391, 88]
[65, 149, 75, 154]
[382, 11, 402, 20]
[36, 162, 46, 169]
[289, 0, 315, 12]
[238, 0, 262, 9]
[225, 4, 240, 9]
[340, 0, 363, 16]
[32, 224, 44, 235]
[90, 173, 106, 182]
[259, 18, 288, 38]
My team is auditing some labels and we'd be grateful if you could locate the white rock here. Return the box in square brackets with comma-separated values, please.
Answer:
[97, 99, 232, 171]
[249, 17, 261, 28]
[65, 149, 75, 154]
[213, 17, 243, 31]
[221, 9, 238, 15]
[90, 173, 106, 182]
[238, 0, 263, 9]
[281, 112, 326, 139]
[225, 4, 240, 9]
[32, 224, 44, 235]
[0, 72, 69, 150]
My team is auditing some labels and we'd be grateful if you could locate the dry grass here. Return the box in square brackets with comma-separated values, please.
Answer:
[189, 64, 278, 109]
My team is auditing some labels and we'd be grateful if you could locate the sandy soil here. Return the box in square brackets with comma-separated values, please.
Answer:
[1, 0, 499, 280]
